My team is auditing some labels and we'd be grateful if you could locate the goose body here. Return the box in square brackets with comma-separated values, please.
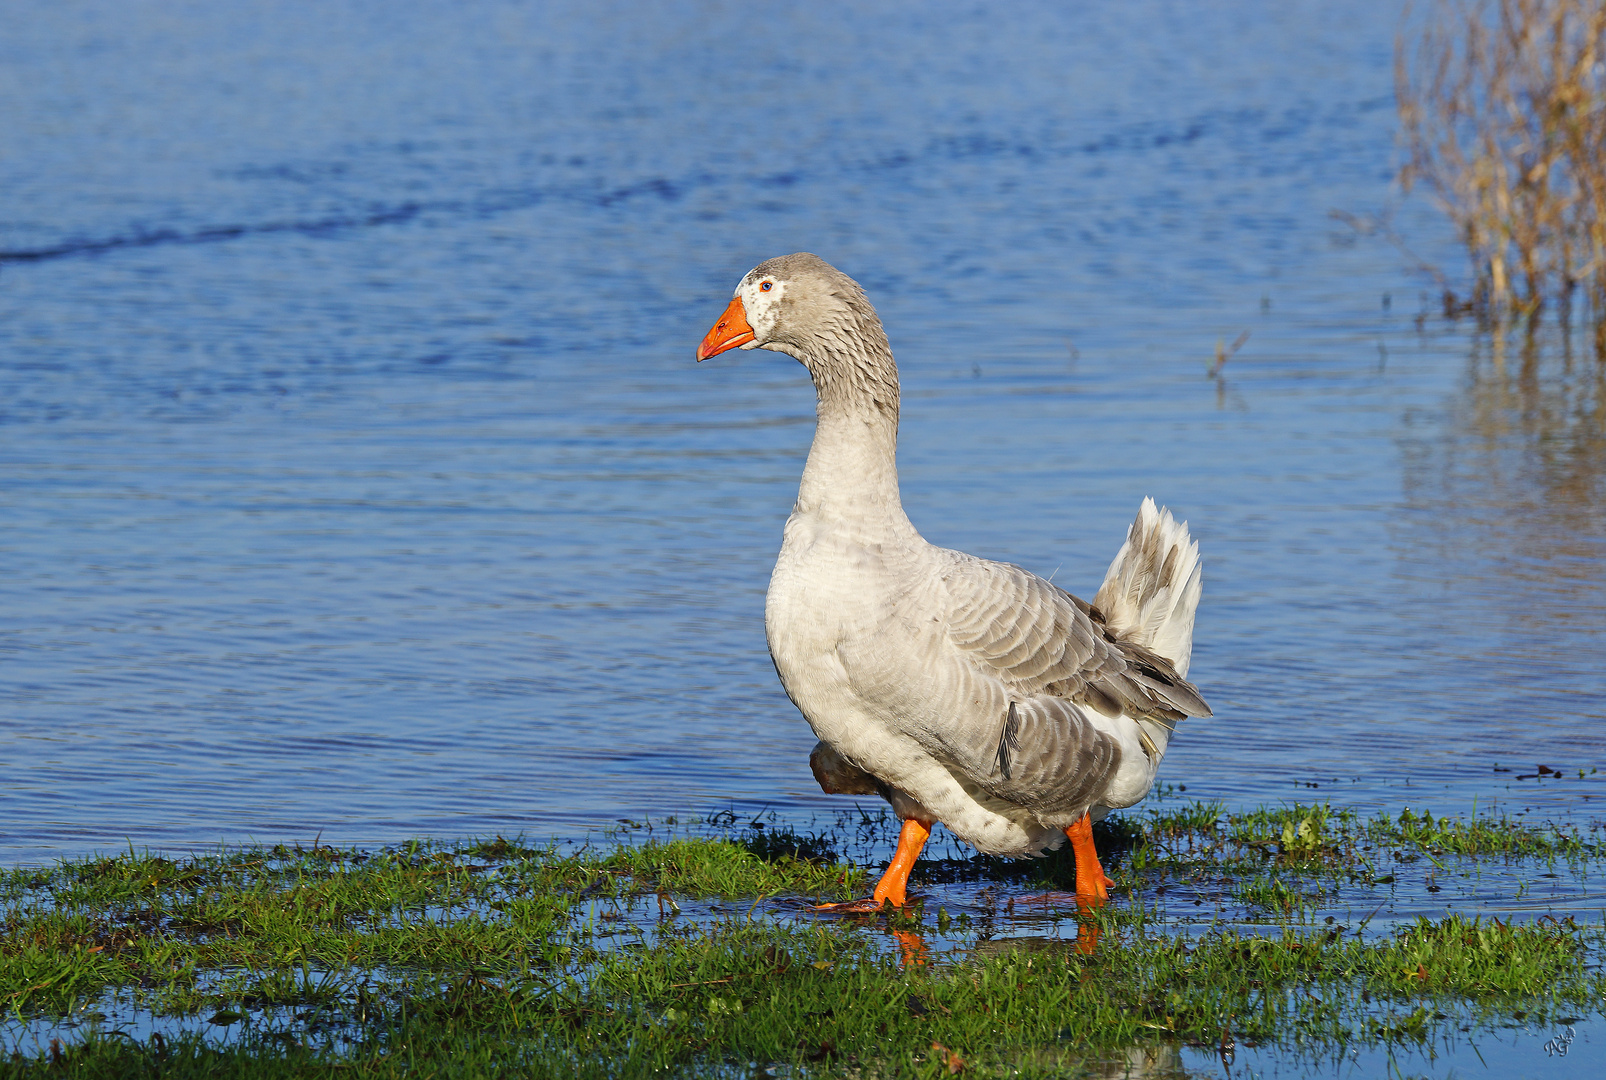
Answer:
[698, 253, 1211, 903]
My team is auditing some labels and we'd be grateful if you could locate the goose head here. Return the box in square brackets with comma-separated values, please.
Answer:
[695, 252, 892, 369]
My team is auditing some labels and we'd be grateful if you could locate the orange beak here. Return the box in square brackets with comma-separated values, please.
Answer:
[696, 296, 756, 361]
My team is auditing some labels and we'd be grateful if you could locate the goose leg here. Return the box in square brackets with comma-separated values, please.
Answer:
[1065, 812, 1113, 906]
[816, 818, 930, 912]
[872, 818, 930, 907]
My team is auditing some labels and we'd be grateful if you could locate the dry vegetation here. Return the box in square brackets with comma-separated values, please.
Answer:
[1397, 0, 1606, 346]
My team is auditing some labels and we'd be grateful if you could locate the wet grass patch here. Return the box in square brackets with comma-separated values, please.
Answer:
[3, 802, 1603, 1077]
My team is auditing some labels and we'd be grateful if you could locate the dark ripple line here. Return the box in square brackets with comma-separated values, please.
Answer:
[0, 97, 1387, 267]
[0, 201, 447, 265]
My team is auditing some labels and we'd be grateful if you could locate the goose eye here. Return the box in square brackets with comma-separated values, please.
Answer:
[760, 281, 773, 292]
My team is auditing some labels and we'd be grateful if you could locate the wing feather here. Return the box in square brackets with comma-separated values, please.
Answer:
[939, 552, 1208, 721]
[928, 549, 1211, 811]
[980, 694, 1121, 814]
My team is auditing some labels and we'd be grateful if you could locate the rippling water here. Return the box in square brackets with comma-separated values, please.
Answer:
[2, 0, 1603, 869]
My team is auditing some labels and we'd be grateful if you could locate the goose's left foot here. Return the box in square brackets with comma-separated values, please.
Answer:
[814, 818, 931, 912]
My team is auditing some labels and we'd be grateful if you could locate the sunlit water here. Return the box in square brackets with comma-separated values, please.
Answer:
[2, 0, 1603, 920]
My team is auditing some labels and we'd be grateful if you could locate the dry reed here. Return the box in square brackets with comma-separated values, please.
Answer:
[1397, 0, 1606, 349]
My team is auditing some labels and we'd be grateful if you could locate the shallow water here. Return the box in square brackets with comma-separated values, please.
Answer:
[2, 0, 1604, 882]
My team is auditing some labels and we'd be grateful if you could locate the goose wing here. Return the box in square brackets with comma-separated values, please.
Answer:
[940, 552, 1209, 718]
[931, 551, 1209, 813]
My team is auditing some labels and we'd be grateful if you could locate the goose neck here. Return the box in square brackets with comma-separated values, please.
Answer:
[795, 404, 908, 528]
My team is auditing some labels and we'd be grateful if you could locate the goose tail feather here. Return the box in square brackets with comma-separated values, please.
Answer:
[1092, 498, 1203, 678]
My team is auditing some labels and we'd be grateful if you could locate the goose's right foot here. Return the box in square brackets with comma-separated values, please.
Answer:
[814, 818, 930, 912]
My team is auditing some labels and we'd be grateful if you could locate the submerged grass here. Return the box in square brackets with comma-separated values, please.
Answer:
[2, 802, 1603, 1077]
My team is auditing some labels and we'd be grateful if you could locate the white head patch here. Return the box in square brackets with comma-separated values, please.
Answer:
[734, 272, 788, 348]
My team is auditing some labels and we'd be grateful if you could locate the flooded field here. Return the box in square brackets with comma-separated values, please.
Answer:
[5, 803, 1606, 1077]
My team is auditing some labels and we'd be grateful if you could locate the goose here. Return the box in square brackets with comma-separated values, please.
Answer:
[696, 253, 1211, 911]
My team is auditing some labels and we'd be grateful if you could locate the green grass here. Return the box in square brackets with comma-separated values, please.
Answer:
[2, 804, 1603, 1077]
[1136, 800, 1599, 870]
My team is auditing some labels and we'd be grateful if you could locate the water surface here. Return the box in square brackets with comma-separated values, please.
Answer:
[2, 1, 1603, 872]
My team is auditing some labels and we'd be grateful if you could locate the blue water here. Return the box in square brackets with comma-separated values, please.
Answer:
[2, 0, 1604, 875]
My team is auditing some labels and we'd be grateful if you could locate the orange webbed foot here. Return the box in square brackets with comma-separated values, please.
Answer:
[815, 818, 932, 915]
[1065, 812, 1111, 907]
